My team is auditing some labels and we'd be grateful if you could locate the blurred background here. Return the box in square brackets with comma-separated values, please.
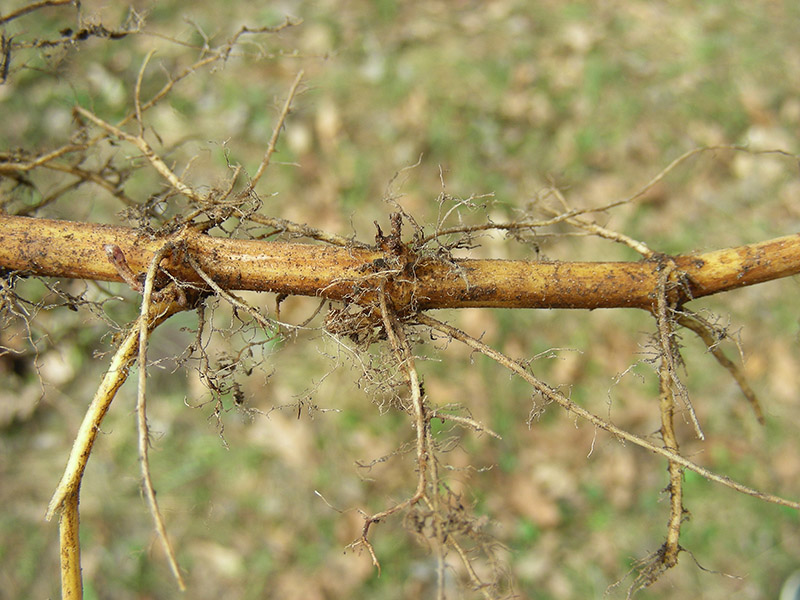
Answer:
[1, 1, 799, 598]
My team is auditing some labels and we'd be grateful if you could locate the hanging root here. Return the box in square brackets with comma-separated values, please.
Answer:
[676, 310, 764, 424]
[347, 286, 430, 572]
[45, 243, 192, 598]
[136, 243, 187, 590]
[416, 313, 800, 509]
[57, 490, 82, 600]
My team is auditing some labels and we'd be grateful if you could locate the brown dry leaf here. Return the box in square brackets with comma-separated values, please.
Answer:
[506, 473, 561, 528]
[188, 540, 246, 580]
[596, 446, 638, 510]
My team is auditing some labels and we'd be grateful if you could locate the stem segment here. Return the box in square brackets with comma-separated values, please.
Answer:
[1, 215, 799, 310]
